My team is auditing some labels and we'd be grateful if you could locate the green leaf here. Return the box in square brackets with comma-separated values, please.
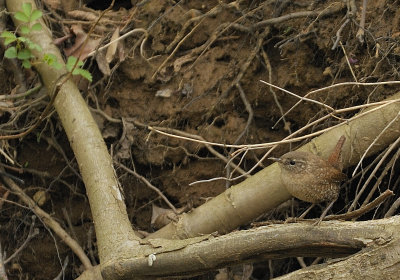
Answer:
[4, 37, 17, 45]
[27, 42, 42, 51]
[17, 48, 32, 60]
[22, 59, 31, 68]
[0, 31, 16, 38]
[72, 68, 80, 75]
[22, 3, 32, 18]
[1, 31, 17, 45]
[30, 10, 43, 22]
[52, 60, 62, 70]
[18, 36, 27, 42]
[5, 37, 16, 45]
[66, 56, 75, 71]
[24, 38, 41, 51]
[43, 53, 55, 63]
[66, 56, 78, 71]
[20, 26, 30, 34]
[14, 11, 29, 22]
[4, 47, 17, 58]
[78, 69, 92, 82]
[31, 23, 42, 31]
[43, 53, 62, 69]
[66, 56, 91, 81]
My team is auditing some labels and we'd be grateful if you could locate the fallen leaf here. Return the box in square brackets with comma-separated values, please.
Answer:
[96, 50, 111, 76]
[106, 27, 120, 63]
[64, 25, 101, 61]
[64, 25, 87, 57]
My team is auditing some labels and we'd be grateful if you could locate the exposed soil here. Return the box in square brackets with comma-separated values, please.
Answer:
[1, 0, 400, 279]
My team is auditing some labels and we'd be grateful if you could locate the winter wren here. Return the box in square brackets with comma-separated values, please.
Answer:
[271, 136, 347, 223]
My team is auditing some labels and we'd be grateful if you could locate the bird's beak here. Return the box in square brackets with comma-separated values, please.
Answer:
[269, 157, 281, 163]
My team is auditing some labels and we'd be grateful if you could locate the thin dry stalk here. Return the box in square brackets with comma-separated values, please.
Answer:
[348, 136, 400, 212]
[353, 111, 400, 176]
[116, 162, 178, 213]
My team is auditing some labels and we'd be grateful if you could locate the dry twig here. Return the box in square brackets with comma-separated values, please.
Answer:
[116, 162, 178, 213]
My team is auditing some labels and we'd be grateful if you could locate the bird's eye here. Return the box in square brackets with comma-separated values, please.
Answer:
[289, 160, 296, 165]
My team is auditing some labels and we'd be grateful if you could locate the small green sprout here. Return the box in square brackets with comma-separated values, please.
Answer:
[0, 3, 92, 81]
[66, 56, 93, 82]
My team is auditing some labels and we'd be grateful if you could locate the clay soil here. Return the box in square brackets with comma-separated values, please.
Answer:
[1, 0, 400, 279]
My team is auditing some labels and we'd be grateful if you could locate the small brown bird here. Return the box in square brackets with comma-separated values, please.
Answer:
[270, 136, 347, 224]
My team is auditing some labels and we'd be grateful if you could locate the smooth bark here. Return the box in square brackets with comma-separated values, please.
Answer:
[102, 217, 400, 278]
[149, 93, 400, 239]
